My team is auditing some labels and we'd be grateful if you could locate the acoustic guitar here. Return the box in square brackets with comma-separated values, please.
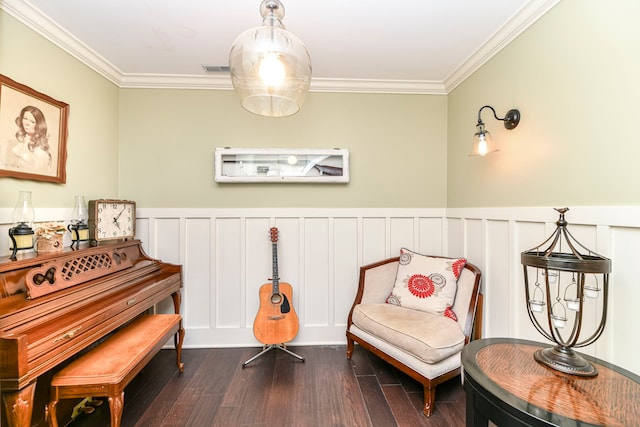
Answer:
[252, 227, 300, 345]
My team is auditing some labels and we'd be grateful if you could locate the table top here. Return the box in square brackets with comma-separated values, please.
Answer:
[462, 338, 640, 427]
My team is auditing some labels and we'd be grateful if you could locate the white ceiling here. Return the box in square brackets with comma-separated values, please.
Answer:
[1, 0, 559, 93]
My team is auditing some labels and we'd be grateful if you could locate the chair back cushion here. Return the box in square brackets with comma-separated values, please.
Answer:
[387, 249, 466, 317]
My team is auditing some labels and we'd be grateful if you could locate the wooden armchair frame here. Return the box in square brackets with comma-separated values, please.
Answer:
[346, 256, 482, 417]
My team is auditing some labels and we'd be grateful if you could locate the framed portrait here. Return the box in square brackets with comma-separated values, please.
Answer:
[0, 74, 69, 183]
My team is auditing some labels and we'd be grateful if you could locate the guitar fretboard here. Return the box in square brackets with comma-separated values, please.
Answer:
[271, 241, 279, 295]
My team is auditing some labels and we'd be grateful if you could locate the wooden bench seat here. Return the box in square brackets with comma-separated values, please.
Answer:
[48, 314, 184, 427]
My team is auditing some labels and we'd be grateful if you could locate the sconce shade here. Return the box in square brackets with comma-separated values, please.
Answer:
[469, 106, 520, 156]
[470, 124, 498, 156]
[229, 0, 312, 117]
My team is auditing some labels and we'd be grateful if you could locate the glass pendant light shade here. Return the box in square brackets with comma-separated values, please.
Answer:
[469, 124, 499, 157]
[229, 0, 311, 117]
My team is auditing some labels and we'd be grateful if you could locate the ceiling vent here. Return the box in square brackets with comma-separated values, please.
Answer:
[202, 65, 230, 73]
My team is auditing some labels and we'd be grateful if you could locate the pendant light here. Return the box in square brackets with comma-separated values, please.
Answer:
[229, 0, 312, 117]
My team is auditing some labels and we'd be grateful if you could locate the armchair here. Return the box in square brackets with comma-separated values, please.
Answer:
[346, 256, 482, 417]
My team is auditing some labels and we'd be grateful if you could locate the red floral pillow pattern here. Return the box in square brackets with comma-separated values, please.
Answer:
[387, 248, 466, 318]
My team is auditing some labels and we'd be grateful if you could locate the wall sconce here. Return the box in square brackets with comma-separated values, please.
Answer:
[8, 191, 35, 260]
[68, 195, 89, 248]
[521, 208, 610, 377]
[470, 105, 521, 156]
[229, 0, 312, 117]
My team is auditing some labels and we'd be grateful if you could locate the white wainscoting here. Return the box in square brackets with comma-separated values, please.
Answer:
[2, 206, 639, 375]
[132, 208, 447, 349]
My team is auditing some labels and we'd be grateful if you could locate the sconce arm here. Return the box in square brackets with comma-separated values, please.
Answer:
[477, 105, 521, 130]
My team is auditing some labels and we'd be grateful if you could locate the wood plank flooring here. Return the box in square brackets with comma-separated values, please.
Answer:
[69, 345, 466, 427]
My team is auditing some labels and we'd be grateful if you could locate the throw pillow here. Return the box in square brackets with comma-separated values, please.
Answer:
[387, 248, 466, 317]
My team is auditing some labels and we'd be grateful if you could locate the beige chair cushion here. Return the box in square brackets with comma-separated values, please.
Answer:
[351, 303, 465, 364]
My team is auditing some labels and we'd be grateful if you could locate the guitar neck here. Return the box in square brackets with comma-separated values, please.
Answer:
[272, 242, 279, 294]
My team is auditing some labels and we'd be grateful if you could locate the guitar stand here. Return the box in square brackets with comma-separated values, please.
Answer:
[242, 343, 305, 368]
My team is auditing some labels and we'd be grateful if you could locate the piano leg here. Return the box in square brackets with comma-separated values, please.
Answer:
[171, 290, 185, 372]
[2, 382, 36, 427]
[174, 325, 185, 372]
[171, 290, 182, 315]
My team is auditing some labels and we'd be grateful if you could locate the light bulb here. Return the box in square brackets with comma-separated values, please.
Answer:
[259, 54, 286, 87]
[477, 134, 488, 156]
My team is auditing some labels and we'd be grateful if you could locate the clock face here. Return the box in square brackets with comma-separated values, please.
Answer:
[89, 200, 136, 241]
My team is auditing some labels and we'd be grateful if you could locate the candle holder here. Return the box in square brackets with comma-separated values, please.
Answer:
[521, 208, 611, 377]
[68, 195, 89, 248]
[8, 191, 35, 260]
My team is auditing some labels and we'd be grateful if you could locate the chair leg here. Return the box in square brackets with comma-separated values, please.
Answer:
[423, 386, 436, 417]
[346, 337, 354, 359]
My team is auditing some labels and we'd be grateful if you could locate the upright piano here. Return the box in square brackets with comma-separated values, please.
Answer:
[0, 240, 183, 427]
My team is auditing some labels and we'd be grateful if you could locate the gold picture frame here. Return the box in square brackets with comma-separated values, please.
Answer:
[0, 74, 69, 183]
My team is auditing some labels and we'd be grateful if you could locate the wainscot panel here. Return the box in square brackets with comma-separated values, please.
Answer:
[1, 206, 638, 376]
[134, 208, 447, 348]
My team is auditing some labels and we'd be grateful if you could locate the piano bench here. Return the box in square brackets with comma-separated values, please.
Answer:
[47, 314, 184, 427]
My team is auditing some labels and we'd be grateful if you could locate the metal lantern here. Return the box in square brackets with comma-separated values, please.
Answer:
[521, 208, 610, 376]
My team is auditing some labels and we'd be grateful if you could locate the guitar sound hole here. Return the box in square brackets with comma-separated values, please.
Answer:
[270, 293, 282, 305]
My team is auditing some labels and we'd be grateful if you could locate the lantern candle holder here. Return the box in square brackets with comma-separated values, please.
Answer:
[68, 195, 89, 248]
[521, 208, 611, 377]
[8, 191, 36, 260]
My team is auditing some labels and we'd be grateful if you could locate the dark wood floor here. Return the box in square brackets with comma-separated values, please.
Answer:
[69, 345, 466, 427]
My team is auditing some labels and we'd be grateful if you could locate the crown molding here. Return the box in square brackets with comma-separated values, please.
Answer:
[0, 0, 123, 85]
[444, 0, 560, 92]
[309, 79, 446, 95]
[1, 0, 558, 94]
[118, 74, 447, 95]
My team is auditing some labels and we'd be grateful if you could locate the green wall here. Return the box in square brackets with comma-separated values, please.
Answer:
[1, 8, 447, 209]
[118, 89, 447, 207]
[3, 0, 640, 210]
[447, 0, 640, 207]
[0, 11, 120, 208]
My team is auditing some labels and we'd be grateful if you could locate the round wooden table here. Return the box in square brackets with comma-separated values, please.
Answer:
[462, 338, 640, 427]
